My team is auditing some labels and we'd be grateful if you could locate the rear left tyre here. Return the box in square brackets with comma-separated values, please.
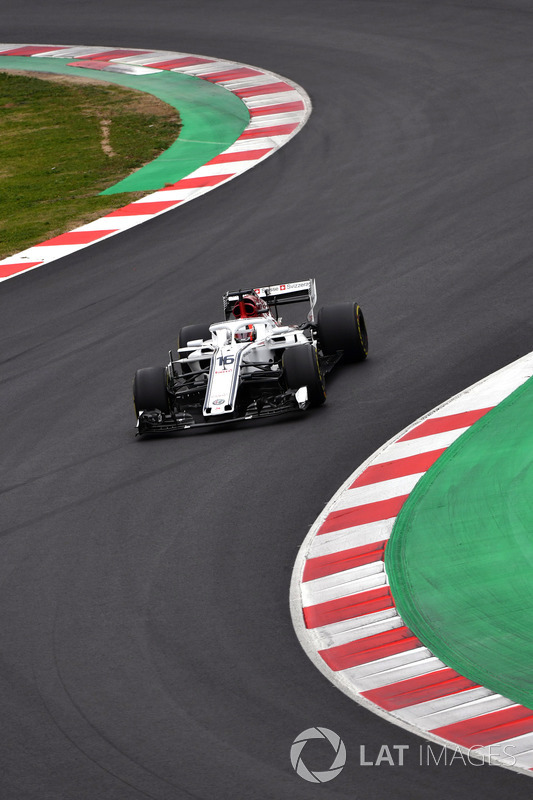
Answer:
[317, 301, 368, 362]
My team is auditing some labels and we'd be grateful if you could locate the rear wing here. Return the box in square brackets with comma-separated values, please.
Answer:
[223, 279, 317, 322]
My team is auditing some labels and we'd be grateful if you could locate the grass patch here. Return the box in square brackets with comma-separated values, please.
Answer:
[0, 70, 182, 258]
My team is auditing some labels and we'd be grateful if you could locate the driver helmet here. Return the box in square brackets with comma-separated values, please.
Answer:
[232, 293, 269, 319]
[234, 323, 257, 343]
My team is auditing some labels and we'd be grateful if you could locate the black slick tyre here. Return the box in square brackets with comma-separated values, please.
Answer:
[283, 344, 326, 407]
[133, 366, 169, 416]
[177, 323, 212, 374]
[317, 301, 368, 362]
[177, 323, 212, 351]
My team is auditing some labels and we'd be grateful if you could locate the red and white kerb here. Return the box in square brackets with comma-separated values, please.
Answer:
[291, 352, 533, 775]
[0, 43, 311, 281]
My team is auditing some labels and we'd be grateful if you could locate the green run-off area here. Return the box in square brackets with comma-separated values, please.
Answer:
[0, 56, 249, 194]
[0, 70, 180, 256]
[0, 55, 249, 258]
[386, 375, 533, 708]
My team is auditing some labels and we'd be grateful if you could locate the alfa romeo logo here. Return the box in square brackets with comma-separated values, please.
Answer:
[290, 727, 346, 783]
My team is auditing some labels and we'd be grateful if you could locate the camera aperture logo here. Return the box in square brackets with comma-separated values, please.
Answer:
[290, 727, 346, 783]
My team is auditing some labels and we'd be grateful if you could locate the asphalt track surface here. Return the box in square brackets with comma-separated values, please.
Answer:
[1, 2, 532, 798]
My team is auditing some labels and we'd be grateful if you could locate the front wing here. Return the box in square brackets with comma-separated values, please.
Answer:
[135, 351, 341, 435]
[136, 393, 303, 435]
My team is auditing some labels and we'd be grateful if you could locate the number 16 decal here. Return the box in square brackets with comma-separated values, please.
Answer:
[217, 355, 235, 366]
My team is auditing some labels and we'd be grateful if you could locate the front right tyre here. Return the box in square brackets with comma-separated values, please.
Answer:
[133, 366, 169, 417]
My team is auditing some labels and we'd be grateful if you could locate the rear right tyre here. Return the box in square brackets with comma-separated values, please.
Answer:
[177, 323, 212, 374]
[177, 323, 212, 351]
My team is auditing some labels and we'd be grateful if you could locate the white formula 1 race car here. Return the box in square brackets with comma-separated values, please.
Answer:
[133, 280, 368, 435]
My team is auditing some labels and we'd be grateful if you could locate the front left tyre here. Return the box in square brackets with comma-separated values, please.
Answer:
[283, 343, 326, 407]
[133, 366, 169, 416]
